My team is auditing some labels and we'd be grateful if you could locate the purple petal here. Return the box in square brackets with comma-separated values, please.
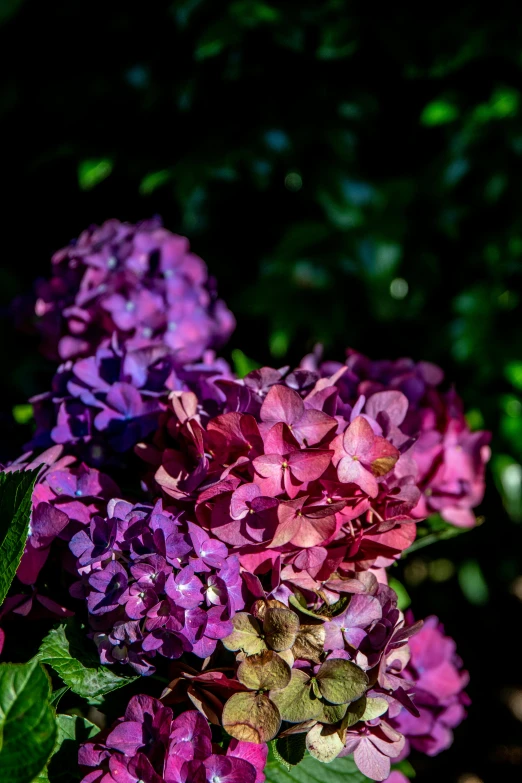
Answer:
[106, 720, 145, 755]
[165, 566, 203, 609]
[203, 756, 256, 783]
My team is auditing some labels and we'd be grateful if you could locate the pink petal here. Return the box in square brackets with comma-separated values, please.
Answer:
[354, 738, 390, 781]
[293, 546, 327, 571]
[230, 483, 262, 520]
[260, 384, 304, 426]
[17, 545, 50, 585]
[344, 593, 382, 627]
[288, 449, 332, 482]
[292, 408, 337, 446]
[252, 455, 284, 496]
[262, 423, 300, 456]
[271, 500, 304, 547]
[342, 416, 376, 459]
[365, 391, 409, 427]
[337, 457, 379, 497]
[290, 514, 337, 548]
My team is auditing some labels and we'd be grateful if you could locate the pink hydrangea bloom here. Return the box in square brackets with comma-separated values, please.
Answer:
[143, 367, 422, 591]
[301, 348, 491, 528]
[391, 615, 469, 756]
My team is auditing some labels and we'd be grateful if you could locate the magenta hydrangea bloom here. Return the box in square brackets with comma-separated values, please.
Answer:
[70, 499, 244, 674]
[79, 701, 266, 783]
[301, 348, 491, 528]
[32, 217, 235, 363]
[143, 366, 423, 591]
[391, 615, 469, 757]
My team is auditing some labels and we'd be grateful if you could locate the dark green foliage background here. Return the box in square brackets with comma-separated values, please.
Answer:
[1, 1, 522, 781]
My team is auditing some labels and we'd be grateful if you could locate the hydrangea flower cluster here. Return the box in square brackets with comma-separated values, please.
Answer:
[4, 445, 119, 585]
[28, 337, 230, 465]
[69, 499, 244, 674]
[143, 371, 423, 589]
[391, 615, 470, 757]
[31, 217, 235, 362]
[79, 698, 267, 783]
[302, 348, 491, 528]
[1, 218, 481, 783]
[216, 582, 423, 780]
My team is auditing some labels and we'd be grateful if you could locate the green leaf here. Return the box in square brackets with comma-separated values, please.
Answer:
[194, 22, 236, 60]
[0, 659, 57, 783]
[318, 595, 350, 618]
[139, 169, 172, 195]
[420, 99, 459, 126]
[458, 559, 489, 605]
[387, 577, 411, 611]
[49, 714, 99, 781]
[264, 752, 368, 782]
[39, 623, 137, 703]
[231, 349, 261, 378]
[273, 733, 307, 767]
[288, 593, 325, 620]
[0, 0, 25, 24]
[269, 328, 290, 358]
[12, 404, 33, 425]
[393, 758, 417, 778]
[35, 713, 99, 782]
[49, 687, 69, 708]
[505, 360, 522, 390]
[77, 159, 113, 191]
[316, 659, 368, 705]
[404, 516, 469, 553]
[0, 468, 39, 606]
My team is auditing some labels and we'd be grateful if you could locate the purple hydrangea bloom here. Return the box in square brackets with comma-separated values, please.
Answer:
[323, 593, 382, 650]
[70, 500, 244, 674]
[29, 338, 230, 466]
[32, 217, 235, 363]
[79, 703, 266, 783]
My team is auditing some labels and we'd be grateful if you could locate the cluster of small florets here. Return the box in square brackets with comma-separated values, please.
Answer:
[31, 217, 235, 363]
[390, 615, 470, 757]
[68, 499, 244, 674]
[79, 698, 267, 783]
[215, 580, 424, 780]
[1, 218, 479, 783]
[302, 348, 491, 529]
[143, 369, 423, 591]
[4, 446, 119, 586]
[28, 337, 230, 466]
